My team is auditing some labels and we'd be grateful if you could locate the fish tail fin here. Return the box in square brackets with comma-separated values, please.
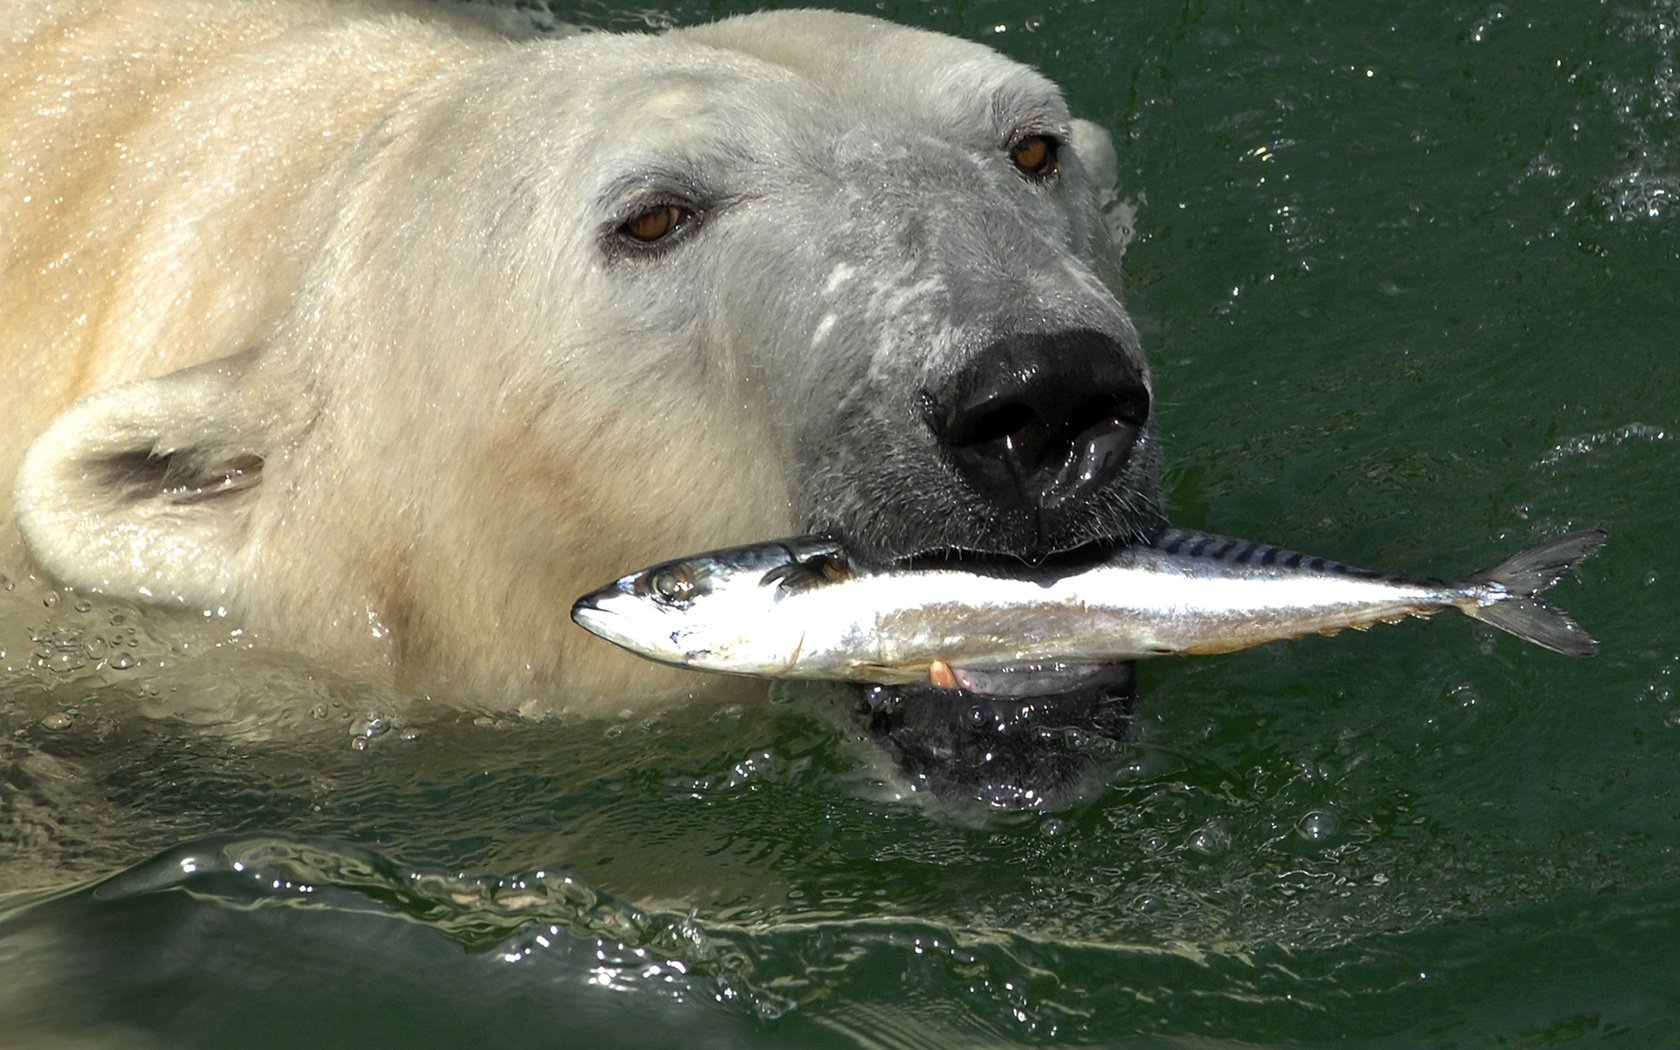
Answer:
[1463, 529, 1607, 657]
[1471, 598, 1597, 657]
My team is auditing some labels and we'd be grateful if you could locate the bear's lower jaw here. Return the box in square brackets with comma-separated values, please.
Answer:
[856, 662, 1136, 811]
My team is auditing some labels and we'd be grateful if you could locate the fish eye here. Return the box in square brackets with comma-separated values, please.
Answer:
[644, 568, 697, 607]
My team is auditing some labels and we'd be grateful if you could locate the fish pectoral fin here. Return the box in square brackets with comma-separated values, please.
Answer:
[1179, 638, 1265, 656]
[777, 633, 806, 675]
[850, 662, 923, 685]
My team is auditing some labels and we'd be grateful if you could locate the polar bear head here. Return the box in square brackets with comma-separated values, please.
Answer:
[13, 9, 1161, 705]
[633, 12, 1164, 564]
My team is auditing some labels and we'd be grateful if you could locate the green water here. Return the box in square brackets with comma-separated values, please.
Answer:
[2, 0, 1677, 1045]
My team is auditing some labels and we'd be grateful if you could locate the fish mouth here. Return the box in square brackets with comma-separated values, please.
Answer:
[569, 594, 650, 657]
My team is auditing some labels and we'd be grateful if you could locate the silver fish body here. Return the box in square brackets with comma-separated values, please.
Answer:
[570, 528, 1606, 688]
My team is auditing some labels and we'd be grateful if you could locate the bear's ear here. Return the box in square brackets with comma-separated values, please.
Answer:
[1069, 118, 1119, 203]
[1068, 117, 1132, 276]
[14, 352, 280, 609]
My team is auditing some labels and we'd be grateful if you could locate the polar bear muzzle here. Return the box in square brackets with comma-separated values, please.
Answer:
[923, 328, 1151, 518]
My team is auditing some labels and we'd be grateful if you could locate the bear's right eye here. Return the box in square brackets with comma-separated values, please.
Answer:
[619, 204, 693, 245]
[1009, 134, 1060, 181]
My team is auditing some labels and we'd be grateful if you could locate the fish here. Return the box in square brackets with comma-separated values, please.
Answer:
[569, 527, 1606, 692]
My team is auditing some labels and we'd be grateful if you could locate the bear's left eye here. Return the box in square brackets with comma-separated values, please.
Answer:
[1009, 134, 1059, 181]
[620, 204, 694, 245]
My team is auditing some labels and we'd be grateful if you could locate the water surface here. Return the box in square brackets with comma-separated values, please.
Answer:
[3, 0, 1677, 1045]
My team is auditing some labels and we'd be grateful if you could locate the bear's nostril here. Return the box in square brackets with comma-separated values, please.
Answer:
[1069, 389, 1149, 436]
[928, 329, 1149, 517]
[944, 402, 1037, 450]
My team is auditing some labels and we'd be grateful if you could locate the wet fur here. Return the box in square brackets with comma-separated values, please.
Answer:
[1, 2, 1160, 713]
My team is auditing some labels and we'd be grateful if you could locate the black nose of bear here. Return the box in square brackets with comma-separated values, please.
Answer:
[925, 329, 1150, 514]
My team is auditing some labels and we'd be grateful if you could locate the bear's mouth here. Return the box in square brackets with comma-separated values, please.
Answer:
[865, 534, 1144, 698]
[855, 538, 1143, 809]
[857, 662, 1136, 810]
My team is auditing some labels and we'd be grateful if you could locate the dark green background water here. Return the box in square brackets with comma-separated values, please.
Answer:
[2, 0, 1676, 1046]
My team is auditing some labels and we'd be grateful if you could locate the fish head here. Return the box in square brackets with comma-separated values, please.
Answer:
[570, 537, 843, 676]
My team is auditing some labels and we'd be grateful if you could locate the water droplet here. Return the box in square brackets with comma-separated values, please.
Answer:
[108, 652, 136, 670]
[74, 599, 92, 614]
[41, 592, 59, 609]
[41, 712, 73, 730]
[310, 705, 328, 720]
[349, 737, 369, 752]
[1297, 809, 1340, 841]
[1188, 821, 1231, 855]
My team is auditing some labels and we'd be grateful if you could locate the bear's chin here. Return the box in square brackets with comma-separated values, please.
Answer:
[839, 534, 1153, 810]
[856, 663, 1137, 812]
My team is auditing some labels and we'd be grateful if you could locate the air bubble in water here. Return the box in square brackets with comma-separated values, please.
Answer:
[1297, 809, 1340, 842]
[1188, 821, 1231, 855]
[351, 716, 389, 740]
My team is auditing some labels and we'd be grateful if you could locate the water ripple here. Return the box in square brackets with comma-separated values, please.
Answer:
[1537, 421, 1671, 467]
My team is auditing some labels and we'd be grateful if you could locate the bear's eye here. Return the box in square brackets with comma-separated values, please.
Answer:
[1009, 134, 1059, 180]
[620, 204, 692, 245]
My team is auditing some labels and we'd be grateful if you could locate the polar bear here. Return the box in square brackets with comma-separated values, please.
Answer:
[0, 0, 1163, 717]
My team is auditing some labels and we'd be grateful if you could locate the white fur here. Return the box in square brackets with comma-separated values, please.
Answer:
[0, 0, 1131, 712]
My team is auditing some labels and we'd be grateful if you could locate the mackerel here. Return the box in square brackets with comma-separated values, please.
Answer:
[570, 528, 1606, 691]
